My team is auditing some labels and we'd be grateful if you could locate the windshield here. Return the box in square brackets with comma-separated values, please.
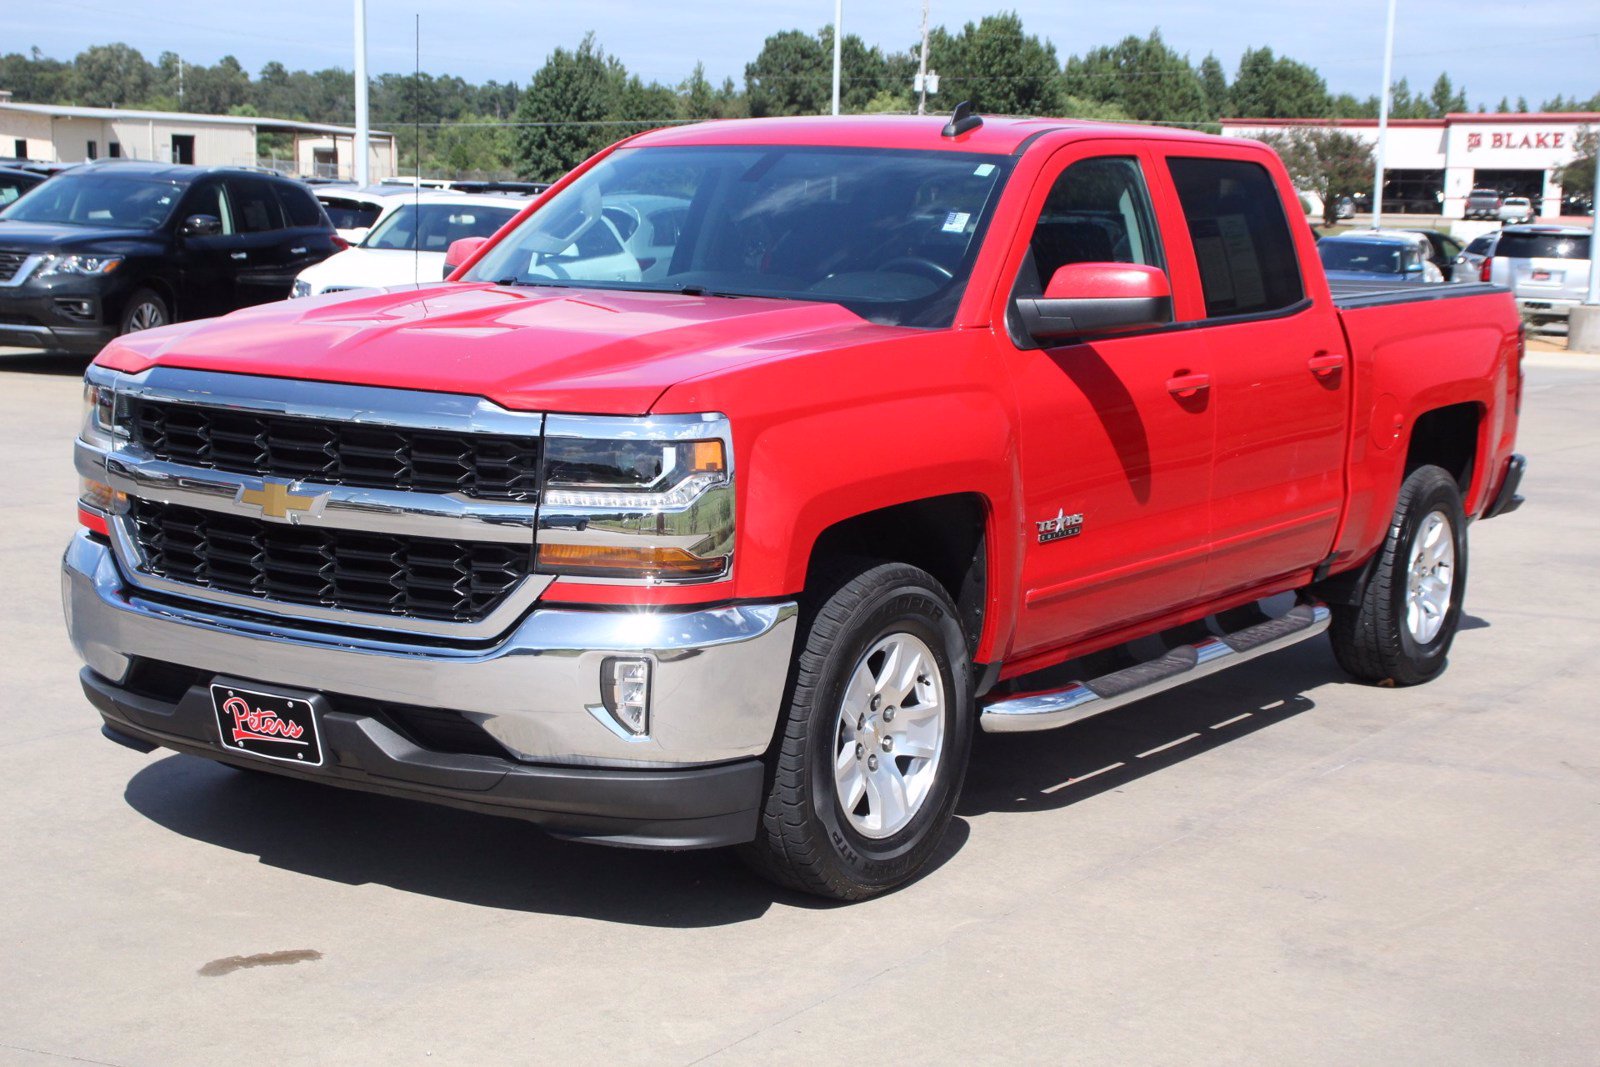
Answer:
[362, 201, 519, 251]
[1320, 241, 1403, 274]
[0, 173, 182, 228]
[466, 145, 1014, 328]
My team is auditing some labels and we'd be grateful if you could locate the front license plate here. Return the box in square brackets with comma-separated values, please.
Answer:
[211, 683, 323, 766]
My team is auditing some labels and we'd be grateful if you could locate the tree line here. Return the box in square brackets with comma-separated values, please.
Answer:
[3, 16, 1598, 180]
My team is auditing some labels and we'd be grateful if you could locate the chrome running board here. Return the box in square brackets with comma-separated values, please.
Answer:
[980, 602, 1331, 734]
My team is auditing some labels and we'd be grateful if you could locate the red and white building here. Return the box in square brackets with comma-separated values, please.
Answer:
[1221, 112, 1597, 219]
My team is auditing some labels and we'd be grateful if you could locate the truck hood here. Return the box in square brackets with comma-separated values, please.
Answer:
[97, 282, 895, 415]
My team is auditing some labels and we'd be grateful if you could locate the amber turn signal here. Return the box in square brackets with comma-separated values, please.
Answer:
[536, 543, 726, 579]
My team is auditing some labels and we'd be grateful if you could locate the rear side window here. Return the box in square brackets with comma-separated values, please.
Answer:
[226, 178, 284, 233]
[1167, 157, 1304, 318]
[275, 183, 326, 228]
[1496, 232, 1588, 260]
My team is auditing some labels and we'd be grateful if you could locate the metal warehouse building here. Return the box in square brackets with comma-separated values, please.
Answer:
[0, 92, 397, 181]
[1222, 112, 1598, 219]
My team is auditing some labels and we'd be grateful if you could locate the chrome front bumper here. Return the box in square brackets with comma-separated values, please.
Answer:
[63, 531, 797, 769]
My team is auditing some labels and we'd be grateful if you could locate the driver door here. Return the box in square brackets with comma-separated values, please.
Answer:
[174, 179, 241, 320]
[1002, 145, 1215, 658]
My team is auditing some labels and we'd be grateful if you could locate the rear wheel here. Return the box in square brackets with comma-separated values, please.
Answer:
[1329, 465, 1467, 685]
[741, 561, 974, 900]
[119, 289, 169, 335]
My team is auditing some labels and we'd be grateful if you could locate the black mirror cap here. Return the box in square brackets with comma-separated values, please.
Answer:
[1016, 295, 1173, 343]
[181, 214, 222, 237]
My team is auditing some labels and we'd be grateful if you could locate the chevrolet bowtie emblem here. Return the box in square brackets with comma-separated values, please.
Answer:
[238, 480, 320, 520]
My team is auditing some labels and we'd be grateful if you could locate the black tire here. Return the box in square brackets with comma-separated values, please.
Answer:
[119, 288, 170, 336]
[741, 560, 974, 901]
[1329, 465, 1468, 685]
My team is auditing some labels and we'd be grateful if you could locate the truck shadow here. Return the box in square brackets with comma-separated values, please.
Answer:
[0, 350, 92, 376]
[960, 639, 1347, 817]
[120, 753, 969, 926]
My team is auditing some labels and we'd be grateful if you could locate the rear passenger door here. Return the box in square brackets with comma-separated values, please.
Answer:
[273, 181, 339, 281]
[1002, 145, 1216, 657]
[223, 176, 293, 307]
[1157, 153, 1349, 601]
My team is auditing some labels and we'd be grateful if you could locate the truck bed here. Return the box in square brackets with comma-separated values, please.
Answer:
[1329, 279, 1506, 310]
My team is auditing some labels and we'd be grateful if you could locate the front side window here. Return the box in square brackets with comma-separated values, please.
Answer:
[466, 145, 1014, 328]
[1167, 157, 1304, 318]
[180, 181, 234, 234]
[1013, 155, 1162, 298]
[226, 178, 284, 233]
[0, 173, 182, 228]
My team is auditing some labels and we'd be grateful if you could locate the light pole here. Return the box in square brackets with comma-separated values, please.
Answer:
[354, 0, 370, 185]
[1371, 0, 1397, 230]
[831, 0, 842, 116]
[917, 0, 930, 116]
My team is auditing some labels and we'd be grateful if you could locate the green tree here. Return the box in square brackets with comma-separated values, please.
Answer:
[1255, 128, 1374, 225]
[745, 29, 828, 116]
[1330, 92, 1379, 118]
[71, 43, 153, 107]
[679, 62, 718, 120]
[1559, 127, 1596, 207]
[1198, 53, 1228, 117]
[928, 13, 1062, 115]
[1427, 73, 1466, 117]
[1063, 30, 1208, 125]
[514, 34, 623, 180]
[1230, 47, 1329, 118]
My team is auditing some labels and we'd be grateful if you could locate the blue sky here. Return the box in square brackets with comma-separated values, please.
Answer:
[14, 0, 1600, 112]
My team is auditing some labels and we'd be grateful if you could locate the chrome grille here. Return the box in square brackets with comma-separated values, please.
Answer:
[129, 398, 541, 501]
[0, 251, 27, 283]
[129, 498, 531, 623]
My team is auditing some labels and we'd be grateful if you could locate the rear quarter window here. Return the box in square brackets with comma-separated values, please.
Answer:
[275, 183, 327, 229]
[1496, 233, 1587, 260]
[1166, 157, 1305, 318]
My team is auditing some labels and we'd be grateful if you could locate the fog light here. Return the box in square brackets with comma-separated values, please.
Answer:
[601, 656, 651, 736]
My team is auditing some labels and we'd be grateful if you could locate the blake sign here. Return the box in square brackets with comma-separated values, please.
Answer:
[1466, 130, 1568, 152]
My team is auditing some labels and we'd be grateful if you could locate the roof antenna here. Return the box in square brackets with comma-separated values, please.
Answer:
[942, 101, 983, 138]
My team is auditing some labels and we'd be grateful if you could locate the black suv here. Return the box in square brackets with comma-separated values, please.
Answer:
[0, 162, 342, 355]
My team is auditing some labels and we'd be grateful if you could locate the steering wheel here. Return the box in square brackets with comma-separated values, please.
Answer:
[876, 256, 953, 282]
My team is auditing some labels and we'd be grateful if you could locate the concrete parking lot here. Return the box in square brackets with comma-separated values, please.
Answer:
[1, 343, 1597, 1066]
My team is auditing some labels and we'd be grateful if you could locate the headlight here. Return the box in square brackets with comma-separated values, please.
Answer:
[536, 414, 734, 582]
[291, 279, 312, 298]
[39, 254, 122, 278]
[79, 373, 124, 449]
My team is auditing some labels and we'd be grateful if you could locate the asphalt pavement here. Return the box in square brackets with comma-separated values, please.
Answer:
[1, 344, 1596, 1066]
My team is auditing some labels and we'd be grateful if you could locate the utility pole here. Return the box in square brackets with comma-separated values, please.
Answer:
[917, 0, 930, 116]
[354, 0, 370, 186]
[177, 56, 184, 106]
[1371, 0, 1397, 230]
[831, 0, 842, 116]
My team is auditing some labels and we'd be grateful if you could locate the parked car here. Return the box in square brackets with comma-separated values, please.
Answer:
[449, 180, 552, 196]
[1465, 187, 1503, 220]
[68, 116, 1525, 900]
[312, 185, 411, 245]
[0, 162, 343, 355]
[1457, 231, 1500, 280]
[1399, 228, 1466, 281]
[1486, 224, 1593, 324]
[1318, 233, 1439, 284]
[292, 192, 525, 297]
[600, 193, 690, 282]
[0, 165, 46, 207]
[1336, 195, 1355, 220]
[1498, 197, 1535, 225]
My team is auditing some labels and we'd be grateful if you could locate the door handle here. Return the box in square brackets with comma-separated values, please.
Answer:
[290, 246, 307, 255]
[230, 251, 247, 260]
[1166, 372, 1210, 399]
[1309, 352, 1346, 377]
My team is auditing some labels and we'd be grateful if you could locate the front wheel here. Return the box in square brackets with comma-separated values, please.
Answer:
[119, 288, 170, 336]
[1329, 465, 1468, 685]
[741, 561, 974, 900]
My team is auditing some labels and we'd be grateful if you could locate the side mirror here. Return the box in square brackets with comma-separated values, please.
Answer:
[443, 236, 489, 278]
[180, 214, 222, 238]
[1016, 263, 1172, 342]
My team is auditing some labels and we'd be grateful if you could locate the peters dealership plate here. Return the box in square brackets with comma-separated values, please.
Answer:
[210, 683, 324, 766]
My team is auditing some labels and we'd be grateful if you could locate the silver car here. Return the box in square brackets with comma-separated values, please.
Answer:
[1487, 225, 1593, 323]
[1456, 231, 1499, 282]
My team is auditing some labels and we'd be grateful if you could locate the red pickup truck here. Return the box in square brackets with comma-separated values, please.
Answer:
[66, 113, 1525, 900]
